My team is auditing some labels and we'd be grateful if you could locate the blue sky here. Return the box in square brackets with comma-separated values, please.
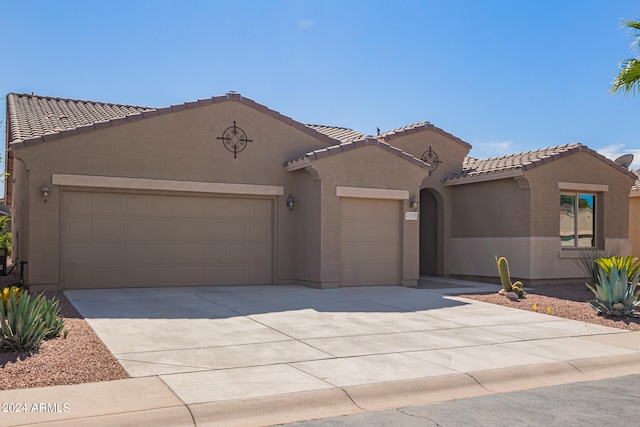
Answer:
[2, 0, 639, 171]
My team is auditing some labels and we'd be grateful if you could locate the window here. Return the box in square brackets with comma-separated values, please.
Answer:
[560, 193, 595, 248]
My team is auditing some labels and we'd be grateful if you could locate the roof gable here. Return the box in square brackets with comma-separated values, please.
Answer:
[380, 121, 472, 149]
[444, 143, 637, 185]
[285, 137, 430, 171]
[6, 92, 344, 148]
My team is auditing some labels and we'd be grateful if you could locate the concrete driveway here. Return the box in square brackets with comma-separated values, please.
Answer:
[57, 278, 640, 426]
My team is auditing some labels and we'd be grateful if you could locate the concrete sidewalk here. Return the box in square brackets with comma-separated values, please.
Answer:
[3, 279, 640, 426]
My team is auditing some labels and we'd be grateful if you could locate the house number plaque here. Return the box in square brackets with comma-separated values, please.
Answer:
[217, 121, 252, 159]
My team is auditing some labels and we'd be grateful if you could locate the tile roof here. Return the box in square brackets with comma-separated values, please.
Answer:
[7, 93, 153, 144]
[284, 137, 431, 171]
[632, 169, 640, 192]
[6, 92, 344, 148]
[306, 125, 368, 143]
[380, 121, 472, 149]
[445, 143, 637, 184]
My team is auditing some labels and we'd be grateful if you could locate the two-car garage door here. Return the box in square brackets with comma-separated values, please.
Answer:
[60, 191, 273, 289]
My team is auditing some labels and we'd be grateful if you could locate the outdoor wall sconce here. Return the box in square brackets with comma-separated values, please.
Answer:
[286, 194, 296, 211]
[410, 195, 419, 211]
[41, 185, 50, 203]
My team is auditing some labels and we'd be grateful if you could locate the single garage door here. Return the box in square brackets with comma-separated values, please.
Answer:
[60, 191, 273, 289]
[340, 198, 401, 286]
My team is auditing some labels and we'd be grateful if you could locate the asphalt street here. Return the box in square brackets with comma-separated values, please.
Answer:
[281, 373, 640, 427]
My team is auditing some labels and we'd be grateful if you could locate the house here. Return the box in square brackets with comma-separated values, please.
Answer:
[631, 170, 640, 259]
[4, 92, 637, 291]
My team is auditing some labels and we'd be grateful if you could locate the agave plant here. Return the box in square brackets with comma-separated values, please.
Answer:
[595, 256, 640, 280]
[1, 286, 25, 311]
[0, 290, 65, 352]
[586, 264, 640, 317]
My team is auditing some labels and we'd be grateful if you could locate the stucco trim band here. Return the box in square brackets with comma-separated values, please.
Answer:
[557, 182, 609, 192]
[336, 186, 409, 200]
[51, 174, 285, 196]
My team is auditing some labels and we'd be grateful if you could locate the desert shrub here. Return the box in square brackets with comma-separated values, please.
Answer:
[595, 256, 640, 280]
[1, 285, 24, 311]
[0, 216, 10, 257]
[587, 263, 640, 317]
[0, 290, 65, 352]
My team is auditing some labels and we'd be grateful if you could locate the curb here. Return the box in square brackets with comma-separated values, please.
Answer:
[4, 352, 640, 427]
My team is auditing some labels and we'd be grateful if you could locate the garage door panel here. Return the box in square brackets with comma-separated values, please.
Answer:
[148, 268, 177, 285]
[122, 218, 149, 241]
[121, 268, 147, 285]
[201, 221, 226, 240]
[63, 243, 93, 262]
[92, 192, 122, 214]
[61, 191, 273, 289]
[64, 192, 93, 215]
[121, 243, 148, 263]
[148, 219, 176, 241]
[175, 244, 201, 263]
[340, 198, 400, 286]
[202, 267, 225, 283]
[248, 244, 270, 263]
[93, 243, 122, 264]
[175, 220, 200, 241]
[65, 217, 93, 240]
[176, 267, 202, 284]
[93, 218, 121, 240]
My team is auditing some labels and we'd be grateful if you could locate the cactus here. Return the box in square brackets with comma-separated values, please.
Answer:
[495, 256, 525, 298]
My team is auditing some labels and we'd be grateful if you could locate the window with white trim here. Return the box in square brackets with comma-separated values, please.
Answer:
[560, 193, 595, 248]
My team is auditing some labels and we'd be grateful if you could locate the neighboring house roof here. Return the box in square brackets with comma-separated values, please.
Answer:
[444, 143, 637, 185]
[632, 169, 640, 193]
[285, 137, 431, 171]
[306, 125, 368, 143]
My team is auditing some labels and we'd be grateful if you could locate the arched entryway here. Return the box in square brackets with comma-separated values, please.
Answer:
[420, 188, 441, 276]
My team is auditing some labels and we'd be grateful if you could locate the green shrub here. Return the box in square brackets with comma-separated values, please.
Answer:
[0, 290, 65, 352]
[573, 248, 607, 286]
[0, 216, 10, 257]
[587, 263, 640, 317]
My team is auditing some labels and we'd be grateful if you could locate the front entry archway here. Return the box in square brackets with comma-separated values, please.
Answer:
[420, 188, 440, 276]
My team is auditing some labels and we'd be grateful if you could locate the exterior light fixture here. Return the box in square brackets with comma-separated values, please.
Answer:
[41, 185, 51, 203]
[410, 195, 419, 211]
[286, 194, 295, 211]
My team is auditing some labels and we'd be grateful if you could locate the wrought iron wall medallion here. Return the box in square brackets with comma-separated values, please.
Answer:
[421, 146, 442, 176]
[217, 121, 253, 158]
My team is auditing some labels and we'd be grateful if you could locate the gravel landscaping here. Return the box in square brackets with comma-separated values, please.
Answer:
[1, 273, 639, 391]
[459, 282, 640, 331]
[0, 272, 129, 390]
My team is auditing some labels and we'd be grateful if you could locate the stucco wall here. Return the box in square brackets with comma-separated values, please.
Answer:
[13, 100, 332, 288]
[449, 178, 531, 238]
[631, 195, 640, 258]
[526, 151, 633, 240]
[448, 152, 635, 284]
[9, 157, 29, 278]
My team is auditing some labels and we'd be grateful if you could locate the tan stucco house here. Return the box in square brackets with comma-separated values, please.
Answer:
[4, 92, 637, 291]
[631, 170, 640, 259]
